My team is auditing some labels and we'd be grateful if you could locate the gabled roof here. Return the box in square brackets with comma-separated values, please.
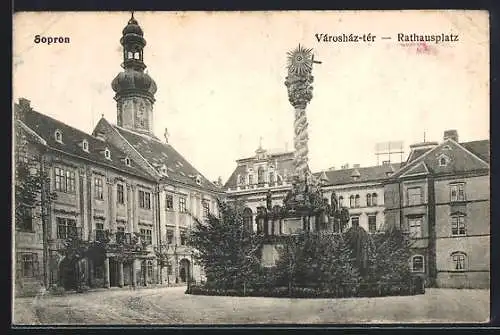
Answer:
[398, 161, 429, 178]
[460, 140, 489, 163]
[391, 138, 489, 179]
[16, 104, 153, 181]
[314, 163, 402, 186]
[109, 124, 221, 192]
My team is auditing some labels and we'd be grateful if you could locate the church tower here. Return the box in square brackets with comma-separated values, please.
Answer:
[111, 13, 157, 135]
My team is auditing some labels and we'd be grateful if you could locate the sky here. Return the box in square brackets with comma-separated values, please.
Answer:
[13, 11, 489, 182]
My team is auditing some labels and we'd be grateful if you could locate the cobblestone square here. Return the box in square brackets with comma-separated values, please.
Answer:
[13, 287, 490, 325]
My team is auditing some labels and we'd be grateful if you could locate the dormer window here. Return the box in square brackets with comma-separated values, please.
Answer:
[125, 157, 131, 167]
[104, 148, 111, 160]
[160, 165, 168, 175]
[82, 139, 89, 152]
[438, 154, 449, 167]
[54, 130, 63, 143]
[196, 175, 202, 185]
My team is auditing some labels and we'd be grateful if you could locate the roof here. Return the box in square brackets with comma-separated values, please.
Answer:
[460, 140, 489, 163]
[111, 125, 221, 192]
[315, 163, 402, 186]
[16, 105, 154, 181]
[391, 139, 489, 179]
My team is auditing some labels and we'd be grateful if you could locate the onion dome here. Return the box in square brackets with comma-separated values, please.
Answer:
[112, 69, 157, 98]
[122, 15, 144, 37]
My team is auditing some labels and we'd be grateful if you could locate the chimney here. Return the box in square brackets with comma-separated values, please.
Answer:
[328, 166, 336, 171]
[353, 164, 360, 168]
[443, 129, 458, 142]
[341, 163, 349, 170]
[382, 160, 391, 166]
[18, 98, 31, 110]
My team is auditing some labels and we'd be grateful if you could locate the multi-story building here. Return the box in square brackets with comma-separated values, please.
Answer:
[92, 14, 223, 285]
[224, 144, 401, 266]
[13, 14, 224, 296]
[320, 161, 401, 234]
[384, 130, 489, 288]
[224, 145, 294, 232]
[14, 98, 158, 296]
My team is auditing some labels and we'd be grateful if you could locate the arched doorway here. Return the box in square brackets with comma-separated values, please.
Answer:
[179, 258, 190, 283]
[59, 257, 78, 291]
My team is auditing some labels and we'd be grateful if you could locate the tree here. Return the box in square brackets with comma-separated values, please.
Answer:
[14, 121, 57, 289]
[188, 199, 263, 291]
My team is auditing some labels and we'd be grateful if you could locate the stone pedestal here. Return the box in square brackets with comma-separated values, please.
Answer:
[118, 262, 124, 287]
[103, 257, 110, 288]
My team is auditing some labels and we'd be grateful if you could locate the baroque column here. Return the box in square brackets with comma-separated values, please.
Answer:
[284, 44, 318, 182]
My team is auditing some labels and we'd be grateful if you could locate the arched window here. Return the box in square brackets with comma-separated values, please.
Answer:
[134, 51, 140, 60]
[238, 175, 245, 185]
[366, 194, 372, 207]
[269, 172, 275, 184]
[54, 130, 63, 143]
[127, 51, 133, 59]
[451, 252, 467, 271]
[256, 207, 267, 234]
[349, 195, 355, 208]
[248, 174, 254, 185]
[411, 255, 425, 272]
[257, 167, 265, 184]
[338, 196, 344, 207]
[355, 194, 360, 208]
[372, 193, 378, 206]
[243, 207, 253, 232]
[104, 148, 111, 160]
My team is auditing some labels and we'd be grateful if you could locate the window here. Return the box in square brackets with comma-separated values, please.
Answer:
[116, 226, 125, 244]
[451, 215, 466, 236]
[54, 130, 63, 143]
[57, 217, 77, 239]
[179, 197, 186, 212]
[165, 194, 173, 210]
[258, 167, 265, 184]
[368, 215, 377, 233]
[196, 175, 202, 185]
[408, 217, 422, 238]
[166, 228, 174, 245]
[82, 140, 89, 152]
[439, 157, 447, 166]
[243, 208, 253, 232]
[450, 183, 465, 202]
[372, 193, 378, 206]
[140, 228, 152, 245]
[95, 222, 105, 242]
[349, 195, 355, 208]
[18, 253, 39, 278]
[351, 216, 359, 227]
[366, 194, 372, 207]
[104, 148, 111, 160]
[18, 206, 33, 231]
[117, 184, 124, 204]
[54, 167, 76, 193]
[139, 190, 151, 209]
[238, 175, 245, 185]
[338, 196, 343, 207]
[407, 187, 422, 206]
[202, 200, 210, 218]
[180, 230, 187, 245]
[248, 174, 254, 185]
[451, 252, 467, 271]
[355, 195, 360, 208]
[134, 52, 141, 60]
[411, 255, 425, 272]
[269, 172, 275, 184]
[94, 177, 104, 200]
[127, 51, 133, 59]
[125, 157, 131, 167]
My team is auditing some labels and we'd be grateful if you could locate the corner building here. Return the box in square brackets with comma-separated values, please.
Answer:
[93, 15, 223, 285]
